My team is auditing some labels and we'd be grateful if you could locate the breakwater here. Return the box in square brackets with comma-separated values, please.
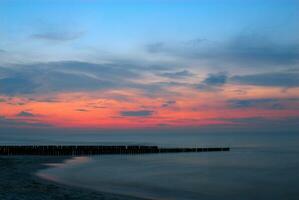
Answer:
[0, 145, 230, 156]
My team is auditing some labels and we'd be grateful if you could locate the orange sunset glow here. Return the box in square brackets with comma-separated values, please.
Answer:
[1, 83, 299, 129]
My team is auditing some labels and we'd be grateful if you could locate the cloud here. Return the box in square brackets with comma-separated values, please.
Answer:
[158, 70, 193, 79]
[196, 72, 227, 91]
[0, 97, 30, 105]
[0, 61, 191, 98]
[202, 72, 227, 86]
[120, 110, 154, 117]
[0, 61, 138, 95]
[0, 76, 37, 95]
[161, 100, 176, 108]
[228, 98, 299, 110]
[145, 35, 299, 67]
[0, 116, 51, 128]
[220, 35, 299, 65]
[17, 111, 36, 117]
[31, 31, 84, 42]
[75, 109, 88, 112]
[146, 42, 165, 53]
[145, 38, 208, 58]
[230, 72, 299, 87]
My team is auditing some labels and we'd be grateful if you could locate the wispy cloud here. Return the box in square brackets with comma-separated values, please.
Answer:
[161, 100, 176, 108]
[145, 34, 299, 67]
[146, 42, 165, 53]
[0, 61, 139, 95]
[0, 76, 37, 95]
[0, 61, 188, 97]
[31, 31, 84, 42]
[197, 72, 227, 91]
[228, 98, 299, 110]
[158, 70, 193, 79]
[75, 109, 89, 112]
[17, 111, 36, 117]
[120, 110, 154, 117]
[230, 72, 299, 87]
[0, 116, 51, 128]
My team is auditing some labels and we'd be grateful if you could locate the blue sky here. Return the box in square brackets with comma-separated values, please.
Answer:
[1, 0, 298, 63]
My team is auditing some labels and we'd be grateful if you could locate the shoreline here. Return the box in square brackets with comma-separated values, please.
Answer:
[0, 156, 145, 200]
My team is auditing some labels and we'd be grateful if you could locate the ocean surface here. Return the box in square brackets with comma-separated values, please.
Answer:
[12, 132, 299, 200]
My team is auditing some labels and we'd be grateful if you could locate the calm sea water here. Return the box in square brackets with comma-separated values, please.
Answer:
[34, 132, 299, 200]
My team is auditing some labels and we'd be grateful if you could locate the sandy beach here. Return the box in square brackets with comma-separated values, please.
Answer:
[0, 156, 144, 200]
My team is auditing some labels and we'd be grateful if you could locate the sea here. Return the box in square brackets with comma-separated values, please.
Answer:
[3, 132, 299, 200]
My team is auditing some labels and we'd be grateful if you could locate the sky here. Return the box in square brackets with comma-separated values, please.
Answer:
[0, 0, 299, 135]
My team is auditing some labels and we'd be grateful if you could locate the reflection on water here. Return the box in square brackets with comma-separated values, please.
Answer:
[37, 133, 299, 200]
[37, 156, 92, 182]
[42, 156, 92, 168]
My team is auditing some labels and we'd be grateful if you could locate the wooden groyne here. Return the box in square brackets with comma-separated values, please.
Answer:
[0, 145, 230, 156]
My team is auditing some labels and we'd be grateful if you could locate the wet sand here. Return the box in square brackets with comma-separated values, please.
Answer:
[0, 156, 144, 200]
